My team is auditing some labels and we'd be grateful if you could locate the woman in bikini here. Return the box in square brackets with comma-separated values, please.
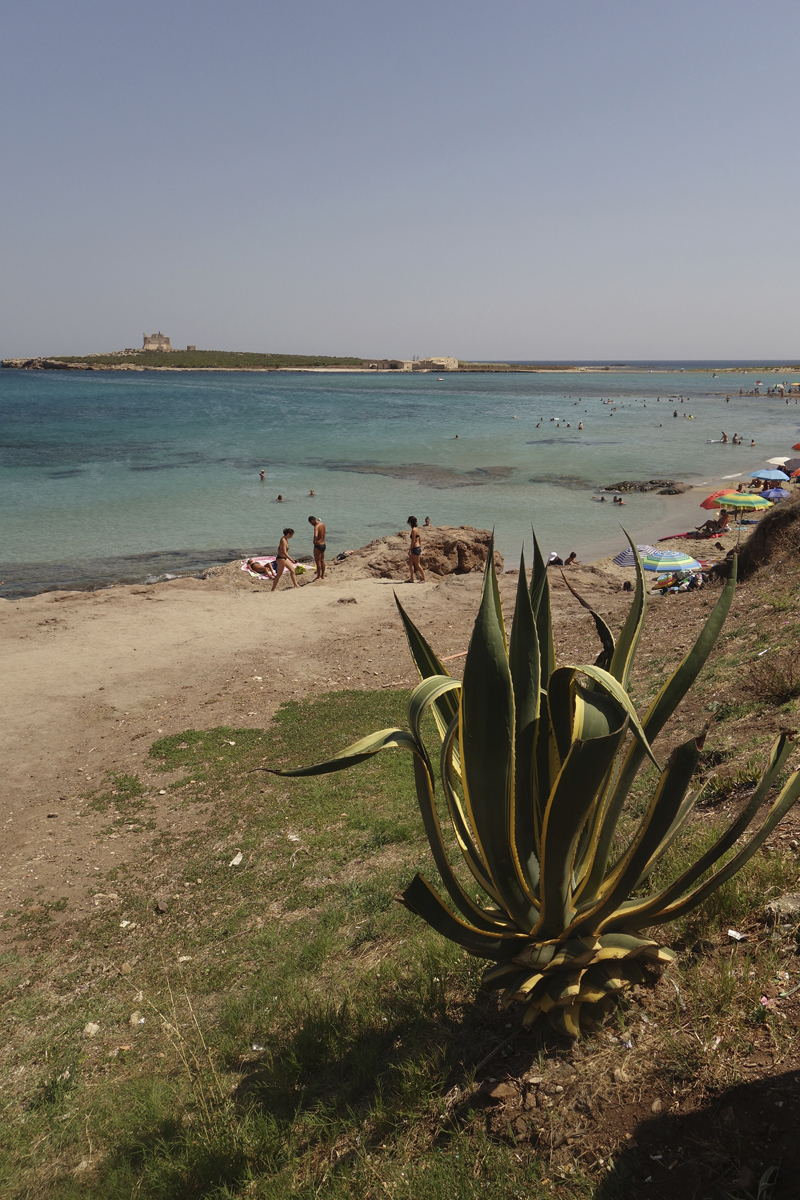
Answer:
[271, 528, 299, 591]
[407, 516, 425, 583]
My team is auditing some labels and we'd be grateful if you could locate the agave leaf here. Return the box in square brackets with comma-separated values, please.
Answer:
[616, 734, 797, 928]
[549, 664, 659, 769]
[529, 529, 556, 682]
[622, 768, 800, 931]
[272, 727, 418, 777]
[400, 874, 527, 961]
[440, 713, 503, 904]
[572, 734, 703, 934]
[633, 786, 701, 889]
[548, 1006, 582, 1037]
[407, 676, 462, 759]
[409, 746, 513, 931]
[394, 592, 458, 739]
[560, 572, 616, 669]
[508, 549, 541, 873]
[535, 722, 630, 940]
[608, 530, 647, 687]
[460, 549, 538, 929]
[578, 565, 738, 905]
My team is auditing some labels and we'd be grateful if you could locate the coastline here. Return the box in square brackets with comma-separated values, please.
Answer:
[0, 480, 750, 600]
[4, 359, 799, 374]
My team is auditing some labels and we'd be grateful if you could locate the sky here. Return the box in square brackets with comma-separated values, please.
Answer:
[2, 0, 799, 360]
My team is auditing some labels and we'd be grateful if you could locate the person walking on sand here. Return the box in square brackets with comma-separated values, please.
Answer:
[271, 528, 298, 591]
[308, 515, 326, 580]
[407, 516, 425, 583]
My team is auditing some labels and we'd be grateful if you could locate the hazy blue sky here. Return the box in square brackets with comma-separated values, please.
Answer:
[3, 1, 799, 359]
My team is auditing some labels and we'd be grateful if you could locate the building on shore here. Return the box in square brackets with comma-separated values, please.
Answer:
[362, 359, 413, 371]
[362, 356, 458, 371]
[142, 332, 172, 351]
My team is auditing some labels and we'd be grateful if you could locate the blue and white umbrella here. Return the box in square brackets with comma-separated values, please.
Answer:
[761, 487, 791, 501]
[612, 544, 656, 567]
[751, 468, 789, 482]
[639, 549, 701, 572]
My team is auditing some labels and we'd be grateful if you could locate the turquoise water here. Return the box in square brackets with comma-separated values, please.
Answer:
[1, 366, 798, 596]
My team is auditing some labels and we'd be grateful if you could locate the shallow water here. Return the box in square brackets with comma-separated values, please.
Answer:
[1, 366, 798, 596]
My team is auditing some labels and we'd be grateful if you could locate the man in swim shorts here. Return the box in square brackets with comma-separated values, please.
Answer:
[308, 515, 326, 580]
[407, 516, 425, 583]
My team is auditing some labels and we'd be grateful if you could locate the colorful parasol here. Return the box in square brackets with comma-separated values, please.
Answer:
[710, 492, 772, 510]
[639, 549, 701, 572]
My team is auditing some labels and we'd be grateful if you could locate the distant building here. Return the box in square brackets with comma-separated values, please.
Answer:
[417, 357, 458, 371]
[362, 359, 413, 371]
[142, 332, 172, 351]
[362, 356, 458, 371]
[186, 345, 196, 352]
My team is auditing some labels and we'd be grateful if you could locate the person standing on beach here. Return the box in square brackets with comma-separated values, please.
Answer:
[271, 528, 298, 591]
[407, 516, 425, 583]
[308, 515, 326, 581]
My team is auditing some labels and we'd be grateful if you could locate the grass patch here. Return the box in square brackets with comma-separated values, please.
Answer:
[1, 684, 799, 1199]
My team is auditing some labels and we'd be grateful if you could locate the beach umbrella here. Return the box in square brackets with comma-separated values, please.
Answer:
[751, 468, 790, 482]
[767, 456, 790, 466]
[761, 488, 791, 501]
[710, 493, 772, 510]
[639, 549, 701, 572]
[700, 489, 738, 510]
[783, 457, 800, 472]
[792, 442, 800, 451]
[612, 544, 656, 566]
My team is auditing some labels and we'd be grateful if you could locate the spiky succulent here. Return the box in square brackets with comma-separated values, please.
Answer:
[276, 534, 800, 1035]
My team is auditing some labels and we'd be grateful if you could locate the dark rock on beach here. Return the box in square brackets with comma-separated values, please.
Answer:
[604, 479, 684, 494]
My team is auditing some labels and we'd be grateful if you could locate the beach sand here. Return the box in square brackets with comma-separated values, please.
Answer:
[0, 495, 745, 923]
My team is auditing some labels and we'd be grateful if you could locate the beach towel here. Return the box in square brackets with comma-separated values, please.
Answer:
[241, 556, 307, 578]
[241, 556, 276, 579]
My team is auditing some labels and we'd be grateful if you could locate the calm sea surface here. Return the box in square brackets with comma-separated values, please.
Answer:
[2, 365, 798, 596]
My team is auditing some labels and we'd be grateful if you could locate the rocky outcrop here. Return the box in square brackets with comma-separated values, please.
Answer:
[603, 479, 685, 494]
[330, 525, 502, 580]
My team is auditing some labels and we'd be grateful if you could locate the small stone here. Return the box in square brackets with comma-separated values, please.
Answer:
[83, 1022, 100, 1037]
[156, 899, 169, 913]
[119, 962, 132, 976]
[486, 1081, 517, 1101]
[523, 1091, 537, 1110]
[651, 1098, 663, 1113]
[129, 1011, 142, 1027]
[765, 892, 800, 922]
[229, 851, 243, 866]
[47, 813, 59, 819]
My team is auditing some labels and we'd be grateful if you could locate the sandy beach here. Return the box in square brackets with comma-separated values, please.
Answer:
[0, 494, 745, 926]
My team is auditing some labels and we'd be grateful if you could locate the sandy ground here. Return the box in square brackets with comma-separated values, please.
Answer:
[0, 488, 746, 916]
[0, 552, 634, 910]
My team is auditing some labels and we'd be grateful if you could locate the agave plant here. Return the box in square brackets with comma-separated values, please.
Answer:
[276, 535, 800, 1035]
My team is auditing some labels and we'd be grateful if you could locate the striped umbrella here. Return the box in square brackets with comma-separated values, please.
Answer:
[612, 544, 657, 566]
[710, 492, 772, 510]
[639, 549, 701, 572]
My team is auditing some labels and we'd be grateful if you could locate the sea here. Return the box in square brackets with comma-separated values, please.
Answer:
[2, 363, 798, 598]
